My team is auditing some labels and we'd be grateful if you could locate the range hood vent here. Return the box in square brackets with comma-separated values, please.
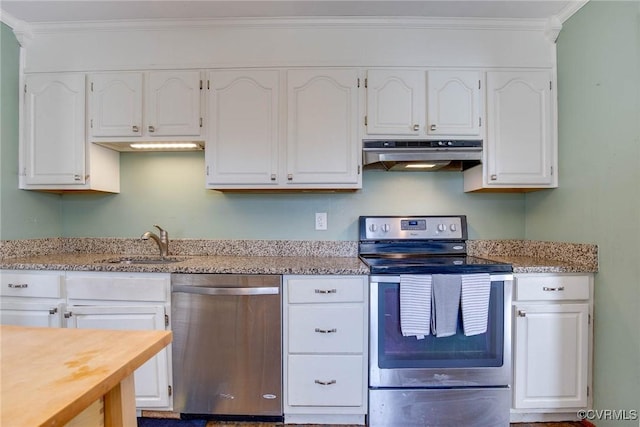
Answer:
[93, 141, 204, 152]
[362, 140, 482, 171]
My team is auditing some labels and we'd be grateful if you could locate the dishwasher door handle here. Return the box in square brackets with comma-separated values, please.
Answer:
[172, 285, 280, 296]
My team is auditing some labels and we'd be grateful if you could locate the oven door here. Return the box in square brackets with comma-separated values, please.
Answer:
[369, 274, 513, 388]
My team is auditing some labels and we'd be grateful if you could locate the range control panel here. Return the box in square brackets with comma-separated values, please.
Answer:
[360, 216, 466, 240]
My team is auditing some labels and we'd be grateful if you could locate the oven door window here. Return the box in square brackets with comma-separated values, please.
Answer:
[377, 281, 504, 368]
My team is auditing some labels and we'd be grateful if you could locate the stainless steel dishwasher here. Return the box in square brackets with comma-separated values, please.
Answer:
[171, 274, 282, 418]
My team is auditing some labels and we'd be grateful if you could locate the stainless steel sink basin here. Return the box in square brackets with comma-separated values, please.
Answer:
[96, 256, 190, 265]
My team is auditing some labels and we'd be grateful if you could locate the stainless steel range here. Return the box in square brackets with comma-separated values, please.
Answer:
[359, 216, 513, 427]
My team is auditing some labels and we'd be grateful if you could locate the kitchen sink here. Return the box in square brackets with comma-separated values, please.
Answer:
[95, 256, 190, 265]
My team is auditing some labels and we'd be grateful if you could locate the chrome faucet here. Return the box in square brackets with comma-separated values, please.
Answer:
[141, 225, 169, 257]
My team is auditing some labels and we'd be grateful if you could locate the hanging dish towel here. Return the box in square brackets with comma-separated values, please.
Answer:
[400, 274, 432, 339]
[461, 273, 491, 336]
[430, 274, 461, 337]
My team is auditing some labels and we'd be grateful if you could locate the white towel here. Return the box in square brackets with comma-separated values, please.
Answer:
[461, 273, 491, 336]
[430, 274, 461, 338]
[400, 274, 432, 339]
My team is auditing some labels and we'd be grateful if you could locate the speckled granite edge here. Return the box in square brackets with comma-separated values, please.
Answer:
[0, 238, 359, 259]
[468, 239, 598, 272]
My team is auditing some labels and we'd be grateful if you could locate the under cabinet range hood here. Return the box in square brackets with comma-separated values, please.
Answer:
[362, 140, 482, 171]
[93, 141, 204, 152]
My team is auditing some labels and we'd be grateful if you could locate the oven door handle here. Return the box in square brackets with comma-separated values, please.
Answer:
[369, 273, 513, 283]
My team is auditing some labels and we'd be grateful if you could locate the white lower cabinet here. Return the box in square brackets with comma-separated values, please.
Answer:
[511, 273, 593, 422]
[65, 272, 172, 410]
[0, 271, 65, 327]
[0, 270, 172, 411]
[283, 275, 368, 425]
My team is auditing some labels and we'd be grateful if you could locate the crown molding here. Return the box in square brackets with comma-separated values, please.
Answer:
[0, 9, 32, 47]
[555, 0, 590, 23]
[22, 16, 551, 35]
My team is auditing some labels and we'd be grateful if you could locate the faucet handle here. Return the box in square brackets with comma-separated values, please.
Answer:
[153, 224, 168, 239]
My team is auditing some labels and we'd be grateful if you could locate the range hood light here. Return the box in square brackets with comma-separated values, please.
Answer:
[404, 163, 439, 169]
[129, 142, 202, 150]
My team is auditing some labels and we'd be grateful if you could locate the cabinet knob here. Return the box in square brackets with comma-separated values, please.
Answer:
[287, 174, 293, 181]
[490, 174, 498, 181]
[430, 124, 437, 131]
[413, 124, 420, 131]
[148, 125, 155, 133]
[132, 125, 139, 133]
[270, 174, 276, 181]
[517, 310, 527, 317]
[8, 283, 28, 288]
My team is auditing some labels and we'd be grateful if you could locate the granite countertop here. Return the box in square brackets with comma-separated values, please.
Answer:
[0, 238, 598, 275]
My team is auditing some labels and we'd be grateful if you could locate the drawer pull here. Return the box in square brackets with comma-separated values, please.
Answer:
[518, 310, 527, 317]
[543, 286, 565, 292]
[49, 308, 58, 315]
[314, 289, 337, 294]
[64, 312, 73, 319]
[8, 283, 28, 288]
[314, 328, 337, 334]
[314, 379, 336, 386]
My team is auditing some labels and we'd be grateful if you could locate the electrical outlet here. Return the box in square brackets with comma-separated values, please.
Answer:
[315, 212, 328, 230]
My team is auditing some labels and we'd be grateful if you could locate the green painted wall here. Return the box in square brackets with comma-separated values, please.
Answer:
[0, 23, 62, 240]
[525, 2, 640, 425]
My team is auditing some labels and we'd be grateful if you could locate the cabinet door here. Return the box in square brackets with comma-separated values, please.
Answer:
[147, 71, 202, 137]
[486, 71, 554, 186]
[23, 73, 86, 185]
[426, 70, 481, 137]
[89, 72, 143, 137]
[68, 305, 170, 408]
[513, 303, 589, 409]
[287, 69, 360, 185]
[206, 70, 280, 185]
[0, 302, 64, 328]
[366, 69, 424, 135]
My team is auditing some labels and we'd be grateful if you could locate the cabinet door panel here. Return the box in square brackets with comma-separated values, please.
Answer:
[287, 69, 360, 185]
[427, 70, 481, 136]
[513, 303, 589, 409]
[24, 73, 85, 185]
[366, 70, 424, 135]
[486, 71, 553, 185]
[147, 71, 202, 137]
[0, 302, 64, 328]
[90, 72, 143, 137]
[207, 70, 280, 185]
[68, 305, 170, 408]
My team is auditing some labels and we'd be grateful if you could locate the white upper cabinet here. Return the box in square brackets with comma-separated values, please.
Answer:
[365, 70, 425, 136]
[147, 71, 202, 137]
[426, 70, 482, 137]
[286, 69, 360, 187]
[21, 73, 120, 192]
[465, 70, 556, 191]
[89, 70, 203, 140]
[90, 72, 143, 137]
[206, 70, 280, 186]
[23, 73, 86, 185]
[365, 69, 482, 139]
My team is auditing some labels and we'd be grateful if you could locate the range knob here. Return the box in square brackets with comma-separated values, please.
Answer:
[437, 224, 446, 232]
[369, 224, 378, 232]
[381, 224, 391, 233]
[450, 224, 457, 231]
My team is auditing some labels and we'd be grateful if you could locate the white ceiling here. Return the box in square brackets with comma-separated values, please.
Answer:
[1, 0, 587, 26]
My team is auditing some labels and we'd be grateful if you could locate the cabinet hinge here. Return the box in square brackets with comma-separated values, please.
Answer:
[588, 313, 591, 324]
[199, 117, 203, 128]
[357, 78, 360, 88]
[364, 116, 368, 126]
[478, 80, 481, 90]
[90, 82, 94, 92]
[479, 117, 482, 127]
[551, 166, 554, 176]
[164, 314, 169, 327]
[206, 165, 209, 176]
[24, 84, 27, 93]
[364, 78, 368, 88]
[550, 81, 552, 90]
[168, 385, 172, 396]
[587, 386, 590, 397]
[200, 80, 203, 90]
[357, 165, 361, 175]
[90, 119, 93, 129]
[207, 80, 210, 90]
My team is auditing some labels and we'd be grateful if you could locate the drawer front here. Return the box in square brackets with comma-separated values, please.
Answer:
[515, 274, 590, 301]
[66, 274, 169, 302]
[288, 305, 364, 353]
[288, 355, 364, 407]
[0, 272, 63, 298]
[287, 276, 365, 304]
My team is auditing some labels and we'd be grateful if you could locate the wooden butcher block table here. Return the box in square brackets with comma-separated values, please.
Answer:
[0, 325, 172, 427]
